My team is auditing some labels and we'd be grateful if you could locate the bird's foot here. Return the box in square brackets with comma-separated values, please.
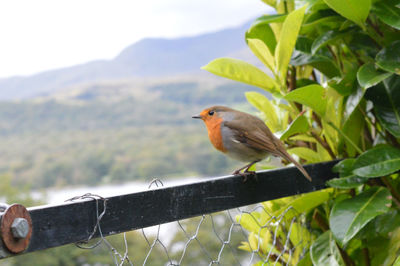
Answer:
[233, 170, 257, 182]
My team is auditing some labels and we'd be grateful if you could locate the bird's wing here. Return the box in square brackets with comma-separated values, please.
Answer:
[223, 116, 279, 154]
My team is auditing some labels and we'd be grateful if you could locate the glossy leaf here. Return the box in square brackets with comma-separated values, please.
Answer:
[284, 85, 327, 117]
[311, 29, 352, 55]
[394, 256, 400, 266]
[329, 159, 369, 189]
[291, 50, 340, 78]
[352, 145, 400, 177]
[365, 75, 400, 137]
[373, 209, 400, 237]
[384, 228, 400, 266]
[292, 36, 340, 78]
[323, 0, 370, 29]
[202, 58, 279, 94]
[376, 41, 400, 74]
[310, 231, 345, 266]
[271, 189, 332, 221]
[245, 92, 280, 132]
[357, 63, 393, 89]
[246, 14, 287, 54]
[301, 16, 344, 34]
[275, 5, 307, 82]
[330, 187, 391, 246]
[342, 105, 364, 157]
[288, 147, 321, 163]
[332, 158, 356, 175]
[280, 115, 310, 141]
[329, 66, 358, 96]
[247, 39, 275, 71]
[327, 175, 369, 189]
[260, 0, 276, 7]
[373, 1, 400, 30]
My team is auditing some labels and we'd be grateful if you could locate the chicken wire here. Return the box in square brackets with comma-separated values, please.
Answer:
[68, 180, 310, 266]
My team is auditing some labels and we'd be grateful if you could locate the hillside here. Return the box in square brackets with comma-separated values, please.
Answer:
[0, 22, 256, 100]
[0, 20, 272, 189]
[0, 78, 266, 188]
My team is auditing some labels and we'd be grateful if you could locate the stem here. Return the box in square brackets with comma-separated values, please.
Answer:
[338, 245, 355, 266]
[313, 209, 329, 231]
[386, 131, 400, 149]
[357, 106, 386, 141]
[312, 113, 323, 129]
[311, 130, 336, 159]
[311, 70, 318, 82]
[362, 247, 371, 266]
[367, 18, 383, 37]
[289, 66, 296, 92]
[327, 45, 342, 74]
[327, 121, 363, 154]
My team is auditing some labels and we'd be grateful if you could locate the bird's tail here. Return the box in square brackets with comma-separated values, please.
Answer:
[276, 148, 312, 182]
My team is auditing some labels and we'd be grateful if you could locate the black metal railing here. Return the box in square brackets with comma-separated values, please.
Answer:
[0, 160, 339, 260]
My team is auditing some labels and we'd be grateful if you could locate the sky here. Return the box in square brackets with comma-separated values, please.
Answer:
[0, 0, 271, 78]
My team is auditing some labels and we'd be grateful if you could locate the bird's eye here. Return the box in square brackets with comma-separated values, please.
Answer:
[208, 110, 214, 116]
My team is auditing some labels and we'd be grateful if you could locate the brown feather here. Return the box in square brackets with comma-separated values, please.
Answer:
[224, 111, 312, 181]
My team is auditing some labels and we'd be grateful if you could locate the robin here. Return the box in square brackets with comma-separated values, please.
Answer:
[192, 106, 312, 181]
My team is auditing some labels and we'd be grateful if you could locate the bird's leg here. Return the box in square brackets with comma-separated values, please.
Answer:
[233, 160, 260, 182]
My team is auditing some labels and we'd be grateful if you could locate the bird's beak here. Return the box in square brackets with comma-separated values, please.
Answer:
[192, 114, 202, 119]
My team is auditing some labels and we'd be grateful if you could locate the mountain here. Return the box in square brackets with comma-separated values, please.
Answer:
[0, 21, 256, 100]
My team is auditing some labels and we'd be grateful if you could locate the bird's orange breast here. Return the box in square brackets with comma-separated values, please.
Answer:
[204, 117, 226, 153]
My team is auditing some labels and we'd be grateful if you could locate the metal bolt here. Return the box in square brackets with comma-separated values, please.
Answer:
[11, 218, 29, 239]
[0, 203, 9, 213]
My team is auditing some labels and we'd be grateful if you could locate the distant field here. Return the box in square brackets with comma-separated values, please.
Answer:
[0, 78, 264, 188]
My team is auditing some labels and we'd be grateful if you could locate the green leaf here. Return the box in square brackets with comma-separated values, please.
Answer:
[327, 175, 369, 189]
[365, 75, 400, 137]
[323, 0, 371, 29]
[246, 15, 281, 54]
[288, 147, 321, 163]
[373, 1, 400, 30]
[311, 29, 353, 55]
[352, 145, 400, 177]
[374, 209, 400, 237]
[292, 36, 340, 78]
[202, 58, 279, 94]
[357, 63, 393, 89]
[260, 0, 276, 7]
[328, 160, 369, 188]
[291, 50, 340, 78]
[247, 39, 275, 71]
[342, 104, 365, 157]
[301, 16, 344, 34]
[310, 231, 345, 266]
[394, 255, 400, 266]
[245, 92, 280, 132]
[376, 41, 400, 74]
[271, 189, 332, 220]
[297, 252, 312, 266]
[275, 5, 307, 82]
[332, 158, 356, 175]
[330, 187, 391, 246]
[284, 85, 327, 117]
[384, 227, 400, 266]
[329, 66, 358, 96]
[280, 115, 310, 141]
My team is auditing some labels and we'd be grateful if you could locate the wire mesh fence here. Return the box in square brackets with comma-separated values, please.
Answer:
[68, 180, 310, 266]
[1, 161, 339, 265]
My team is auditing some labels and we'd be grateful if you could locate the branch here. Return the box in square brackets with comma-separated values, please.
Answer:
[312, 209, 329, 231]
[311, 130, 336, 159]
